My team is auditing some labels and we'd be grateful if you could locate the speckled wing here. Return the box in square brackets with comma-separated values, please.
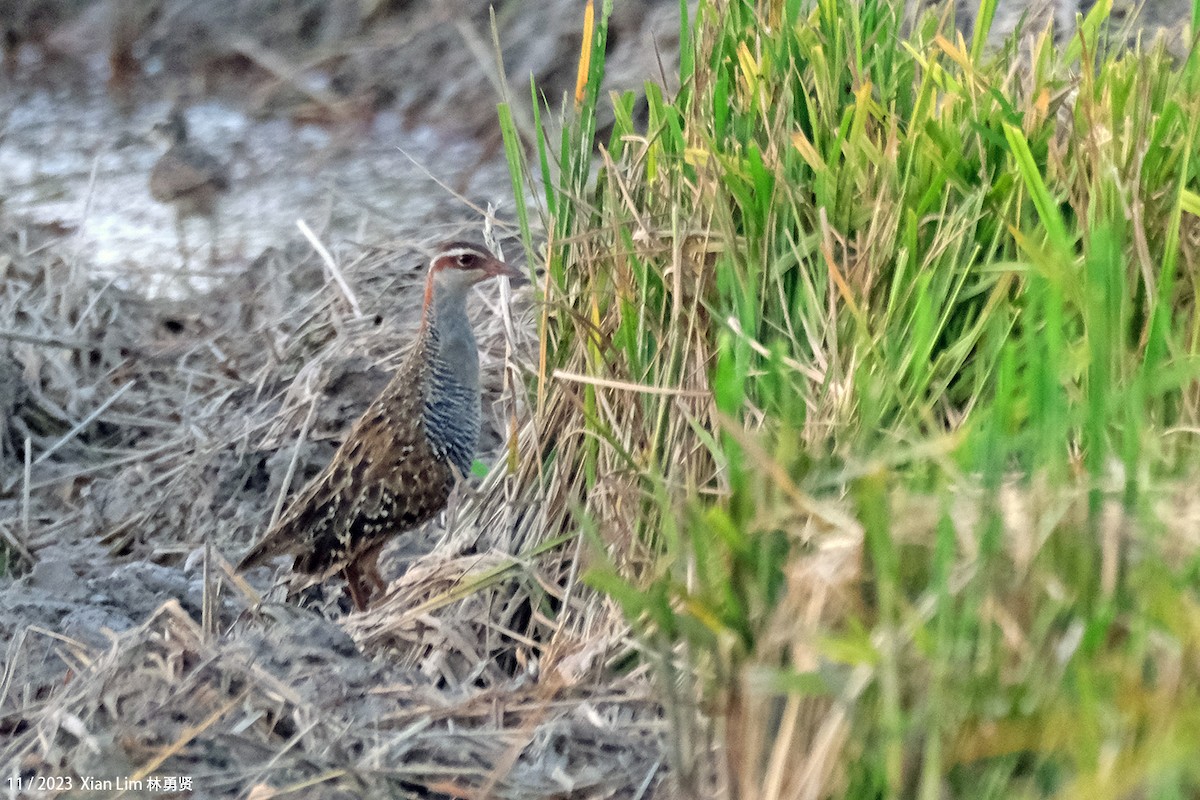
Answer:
[237, 336, 456, 575]
[292, 405, 457, 575]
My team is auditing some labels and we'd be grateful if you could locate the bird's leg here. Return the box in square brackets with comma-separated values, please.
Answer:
[344, 561, 371, 611]
[174, 212, 190, 268]
[208, 213, 220, 267]
[3, 30, 20, 77]
[343, 544, 387, 611]
[361, 543, 387, 599]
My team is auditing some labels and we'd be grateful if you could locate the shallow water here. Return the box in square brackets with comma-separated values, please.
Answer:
[0, 77, 513, 296]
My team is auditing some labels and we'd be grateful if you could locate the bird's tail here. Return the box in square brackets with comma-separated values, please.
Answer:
[236, 523, 293, 571]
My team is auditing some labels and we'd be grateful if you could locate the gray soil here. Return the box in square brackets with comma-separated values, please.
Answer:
[1, 1, 674, 798]
[0, 0, 1191, 797]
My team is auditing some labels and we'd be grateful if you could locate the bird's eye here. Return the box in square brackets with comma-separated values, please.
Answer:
[456, 253, 475, 268]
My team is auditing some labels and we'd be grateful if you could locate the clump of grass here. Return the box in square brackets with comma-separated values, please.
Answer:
[502, 0, 1200, 796]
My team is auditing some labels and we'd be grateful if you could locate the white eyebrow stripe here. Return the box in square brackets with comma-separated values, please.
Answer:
[435, 246, 496, 265]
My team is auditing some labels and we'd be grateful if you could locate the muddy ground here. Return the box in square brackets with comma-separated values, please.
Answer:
[1, 0, 1194, 797]
[1, 1, 675, 798]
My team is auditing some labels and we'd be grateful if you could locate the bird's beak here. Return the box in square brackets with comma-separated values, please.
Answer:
[487, 258, 525, 283]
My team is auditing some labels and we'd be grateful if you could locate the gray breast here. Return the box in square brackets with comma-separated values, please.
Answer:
[421, 324, 481, 475]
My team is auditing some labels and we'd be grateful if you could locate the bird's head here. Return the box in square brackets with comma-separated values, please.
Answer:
[428, 241, 521, 291]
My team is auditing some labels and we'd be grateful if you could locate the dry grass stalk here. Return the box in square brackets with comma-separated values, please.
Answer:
[1, 209, 672, 796]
